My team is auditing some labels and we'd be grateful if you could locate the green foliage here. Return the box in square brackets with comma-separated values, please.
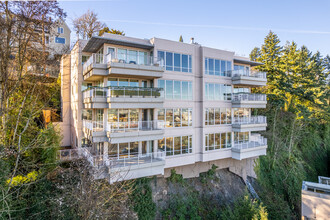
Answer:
[221, 193, 268, 220]
[162, 191, 202, 220]
[179, 35, 183, 42]
[200, 164, 218, 183]
[98, 26, 125, 36]
[168, 169, 185, 184]
[251, 31, 330, 219]
[131, 177, 156, 220]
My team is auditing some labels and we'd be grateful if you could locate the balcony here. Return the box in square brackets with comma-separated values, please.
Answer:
[58, 148, 166, 182]
[83, 86, 164, 108]
[232, 93, 267, 108]
[232, 70, 267, 87]
[232, 116, 267, 132]
[82, 120, 108, 142]
[83, 53, 164, 80]
[80, 147, 166, 183]
[106, 120, 165, 139]
[231, 135, 267, 160]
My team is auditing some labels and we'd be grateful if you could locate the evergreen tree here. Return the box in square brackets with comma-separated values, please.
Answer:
[179, 35, 183, 42]
[250, 47, 261, 61]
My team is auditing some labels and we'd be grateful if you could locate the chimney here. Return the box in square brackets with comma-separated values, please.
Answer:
[190, 37, 194, 44]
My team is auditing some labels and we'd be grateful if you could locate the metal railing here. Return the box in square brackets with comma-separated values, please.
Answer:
[82, 86, 164, 100]
[105, 53, 159, 66]
[232, 93, 266, 102]
[106, 120, 165, 133]
[83, 52, 164, 73]
[83, 87, 107, 99]
[83, 53, 105, 71]
[80, 147, 165, 168]
[57, 149, 80, 161]
[232, 116, 267, 125]
[232, 70, 267, 79]
[83, 120, 104, 132]
[233, 135, 267, 150]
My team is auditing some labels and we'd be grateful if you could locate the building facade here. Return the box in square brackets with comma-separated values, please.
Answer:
[59, 33, 268, 183]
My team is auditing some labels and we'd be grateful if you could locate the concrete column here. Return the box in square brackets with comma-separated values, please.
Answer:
[103, 142, 109, 160]
[138, 141, 142, 156]
[153, 139, 158, 157]
[103, 109, 108, 131]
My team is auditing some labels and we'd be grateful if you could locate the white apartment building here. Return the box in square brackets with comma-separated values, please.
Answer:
[59, 33, 268, 183]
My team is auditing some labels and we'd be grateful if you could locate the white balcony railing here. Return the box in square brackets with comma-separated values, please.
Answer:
[80, 147, 165, 168]
[83, 53, 105, 71]
[83, 120, 104, 132]
[232, 116, 267, 125]
[233, 135, 267, 150]
[232, 70, 267, 79]
[232, 93, 267, 102]
[83, 52, 164, 73]
[82, 86, 164, 100]
[106, 120, 165, 133]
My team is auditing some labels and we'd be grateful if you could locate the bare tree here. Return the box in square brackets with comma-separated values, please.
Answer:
[73, 10, 105, 39]
[0, 1, 65, 218]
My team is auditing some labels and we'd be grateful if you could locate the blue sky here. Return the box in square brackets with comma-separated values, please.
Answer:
[59, 0, 330, 57]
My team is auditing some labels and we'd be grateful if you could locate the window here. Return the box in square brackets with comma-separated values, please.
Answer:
[159, 135, 193, 156]
[166, 52, 173, 71]
[204, 58, 232, 77]
[159, 79, 192, 100]
[205, 132, 232, 151]
[205, 108, 232, 125]
[160, 108, 192, 128]
[57, 27, 64, 34]
[158, 50, 192, 73]
[55, 37, 65, 44]
[45, 36, 49, 44]
[205, 83, 232, 101]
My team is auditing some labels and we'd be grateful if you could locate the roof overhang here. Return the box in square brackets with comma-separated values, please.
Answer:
[82, 36, 154, 53]
[234, 58, 263, 67]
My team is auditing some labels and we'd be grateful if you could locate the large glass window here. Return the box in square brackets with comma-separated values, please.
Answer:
[159, 80, 192, 100]
[205, 132, 232, 151]
[205, 108, 232, 125]
[161, 108, 192, 127]
[204, 58, 232, 77]
[205, 83, 232, 101]
[163, 135, 192, 156]
[158, 50, 192, 73]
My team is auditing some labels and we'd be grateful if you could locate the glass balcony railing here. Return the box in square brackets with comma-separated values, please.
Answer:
[83, 120, 165, 133]
[106, 120, 165, 133]
[233, 135, 267, 150]
[232, 70, 267, 79]
[83, 120, 104, 132]
[83, 52, 165, 73]
[232, 93, 266, 102]
[80, 147, 165, 168]
[232, 116, 267, 125]
[82, 86, 164, 100]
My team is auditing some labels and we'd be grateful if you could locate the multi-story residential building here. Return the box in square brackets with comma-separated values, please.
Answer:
[59, 33, 268, 183]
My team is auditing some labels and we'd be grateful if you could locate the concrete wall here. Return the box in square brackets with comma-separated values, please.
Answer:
[302, 190, 330, 219]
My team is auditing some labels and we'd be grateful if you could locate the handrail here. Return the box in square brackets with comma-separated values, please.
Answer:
[232, 93, 266, 102]
[232, 116, 267, 125]
[83, 120, 104, 132]
[106, 120, 165, 133]
[83, 52, 164, 72]
[80, 147, 165, 168]
[232, 70, 267, 79]
[82, 86, 164, 99]
[233, 136, 267, 149]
